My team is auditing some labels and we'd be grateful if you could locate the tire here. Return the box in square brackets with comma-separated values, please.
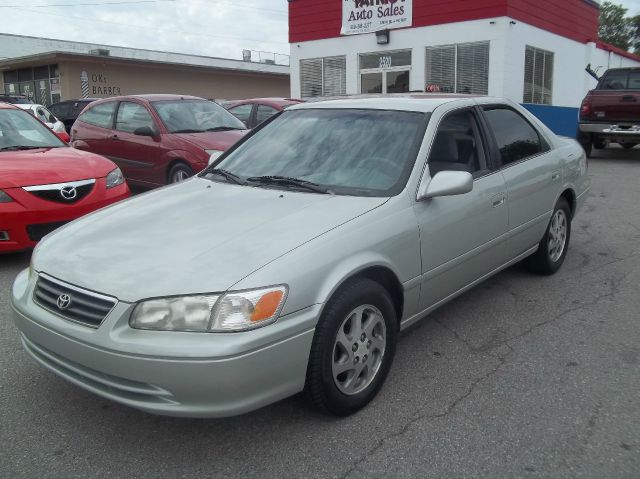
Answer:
[524, 197, 571, 275]
[622, 143, 637, 150]
[306, 278, 398, 416]
[593, 139, 606, 149]
[167, 163, 193, 184]
[577, 131, 592, 158]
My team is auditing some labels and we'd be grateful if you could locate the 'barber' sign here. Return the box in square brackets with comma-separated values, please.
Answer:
[341, 0, 412, 36]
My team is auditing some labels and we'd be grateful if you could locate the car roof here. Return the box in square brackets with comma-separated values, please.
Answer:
[287, 94, 499, 113]
[92, 94, 205, 103]
[0, 102, 20, 110]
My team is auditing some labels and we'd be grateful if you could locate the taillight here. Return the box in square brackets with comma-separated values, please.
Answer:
[580, 95, 593, 120]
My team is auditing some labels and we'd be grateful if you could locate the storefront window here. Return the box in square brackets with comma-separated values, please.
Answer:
[300, 56, 346, 98]
[425, 42, 489, 95]
[523, 46, 553, 105]
[3, 64, 61, 106]
[359, 49, 411, 94]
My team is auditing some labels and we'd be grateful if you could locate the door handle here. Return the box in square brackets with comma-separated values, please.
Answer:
[492, 193, 506, 208]
[622, 95, 637, 102]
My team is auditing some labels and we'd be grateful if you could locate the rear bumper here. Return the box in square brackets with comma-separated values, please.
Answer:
[579, 122, 640, 140]
[0, 181, 129, 253]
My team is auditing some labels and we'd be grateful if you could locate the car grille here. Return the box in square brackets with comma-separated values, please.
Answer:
[23, 179, 95, 204]
[33, 274, 117, 328]
[26, 221, 68, 242]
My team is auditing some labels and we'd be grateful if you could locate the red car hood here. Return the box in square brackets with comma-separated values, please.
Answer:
[173, 129, 247, 150]
[0, 147, 117, 189]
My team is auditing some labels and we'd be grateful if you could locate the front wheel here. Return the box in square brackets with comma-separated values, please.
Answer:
[524, 197, 571, 275]
[305, 278, 397, 416]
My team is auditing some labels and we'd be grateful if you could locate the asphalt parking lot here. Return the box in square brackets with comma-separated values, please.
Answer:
[1, 149, 639, 479]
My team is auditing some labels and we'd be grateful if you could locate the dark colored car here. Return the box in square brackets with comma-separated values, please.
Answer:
[0, 95, 31, 105]
[70, 94, 248, 187]
[48, 98, 98, 132]
[578, 67, 640, 156]
[222, 98, 303, 128]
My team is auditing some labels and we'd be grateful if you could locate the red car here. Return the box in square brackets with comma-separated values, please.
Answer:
[0, 102, 130, 253]
[70, 94, 248, 187]
[222, 98, 303, 128]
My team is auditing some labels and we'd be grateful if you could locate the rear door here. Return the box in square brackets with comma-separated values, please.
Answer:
[107, 101, 163, 184]
[71, 101, 117, 156]
[480, 105, 561, 258]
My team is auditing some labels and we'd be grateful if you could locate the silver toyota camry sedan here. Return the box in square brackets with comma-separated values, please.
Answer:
[11, 95, 590, 417]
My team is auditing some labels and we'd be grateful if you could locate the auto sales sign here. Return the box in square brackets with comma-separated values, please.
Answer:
[341, 0, 412, 36]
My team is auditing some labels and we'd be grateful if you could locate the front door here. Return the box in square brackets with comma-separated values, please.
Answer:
[108, 101, 162, 185]
[414, 108, 510, 311]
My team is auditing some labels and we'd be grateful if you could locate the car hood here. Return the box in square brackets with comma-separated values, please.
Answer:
[172, 129, 247, 150]
[34, 178, 388, 302]
[0, 147, 116, 188]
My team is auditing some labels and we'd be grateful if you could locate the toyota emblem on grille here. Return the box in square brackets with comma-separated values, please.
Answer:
[60, 186, 78, 200]
[57, 294, 72, 310]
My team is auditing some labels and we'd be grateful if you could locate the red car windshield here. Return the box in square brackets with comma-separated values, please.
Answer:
[0, 109, 65, 151]
[152, 99, 246, 133]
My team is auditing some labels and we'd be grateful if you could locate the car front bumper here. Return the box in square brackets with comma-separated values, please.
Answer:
[11, 269, 318, 417]
[0, 180, 129, 253]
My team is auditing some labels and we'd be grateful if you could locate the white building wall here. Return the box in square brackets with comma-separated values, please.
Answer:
[290, 17, 512, 99]
[290, 17, 640, 108]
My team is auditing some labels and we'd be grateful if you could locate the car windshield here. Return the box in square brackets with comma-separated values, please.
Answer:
[152, 99, 246, 133]
[207, 108, 427, 196]
[0, 108, 65, 151]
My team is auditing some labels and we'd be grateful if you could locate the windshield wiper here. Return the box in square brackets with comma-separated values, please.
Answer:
[206, 168, 248, 185]
[246, 175, 331, 194]
[205, 126, 245, 132]
[0, 146, 46, 151]
[172, 129, 204, 133]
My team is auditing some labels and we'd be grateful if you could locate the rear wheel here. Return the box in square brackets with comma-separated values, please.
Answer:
[524, 197, 571, 275]
[306, 278, 397, 416]
[577, 131, 593, 158]
[168, 163, 193, 184]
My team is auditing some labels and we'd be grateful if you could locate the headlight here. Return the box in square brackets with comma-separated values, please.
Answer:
[129, 285, 288, 332]
[206, 149, 224, 165]
[0, 190, 14, 203]
[105, 167, 125, 189]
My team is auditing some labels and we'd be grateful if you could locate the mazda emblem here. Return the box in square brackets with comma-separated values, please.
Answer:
[60, 186, 78, 200]
[57, 294, 72, 310]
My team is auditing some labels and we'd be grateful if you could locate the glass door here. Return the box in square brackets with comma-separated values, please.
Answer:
[359, 50, 411, 94]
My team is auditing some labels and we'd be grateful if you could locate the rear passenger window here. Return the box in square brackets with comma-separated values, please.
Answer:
[428, 110, 485, 176]
[78, 102, 116, 128]
[49, 103, 70, 118]
[483, 108, 545, 166]
[228, 104, 253, 125]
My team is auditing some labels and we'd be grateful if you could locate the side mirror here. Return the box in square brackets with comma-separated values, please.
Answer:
[418, 170, 473, 200]
[133, 126, 157, 137]
[55, 131, 70, 143]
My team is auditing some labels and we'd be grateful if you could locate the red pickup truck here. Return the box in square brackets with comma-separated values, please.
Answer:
[578, 67, 640, 156]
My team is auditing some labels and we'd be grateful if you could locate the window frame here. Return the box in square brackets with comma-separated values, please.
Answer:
[427, 107, 491, 179]
[77, 100, 118, 129]
[113, 100, 157, 134]
[479, 105, 551, 170]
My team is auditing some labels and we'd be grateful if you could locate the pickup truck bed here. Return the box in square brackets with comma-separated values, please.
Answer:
[578, 67, 640, 156]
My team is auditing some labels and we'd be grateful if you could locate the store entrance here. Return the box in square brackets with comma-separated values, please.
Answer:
[359, 50, 411, 94]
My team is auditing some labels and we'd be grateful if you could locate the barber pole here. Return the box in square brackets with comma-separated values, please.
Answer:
[80, 71, 89, 99]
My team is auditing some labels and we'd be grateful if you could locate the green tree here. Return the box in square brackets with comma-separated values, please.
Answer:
[599, 1, 633, 50]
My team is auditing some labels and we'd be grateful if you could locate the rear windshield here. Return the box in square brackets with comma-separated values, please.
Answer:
[598, 70, 640, 90]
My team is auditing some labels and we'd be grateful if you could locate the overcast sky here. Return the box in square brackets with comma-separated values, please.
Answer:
[0, 0, 289, 61]
[1, 0, 640, 62]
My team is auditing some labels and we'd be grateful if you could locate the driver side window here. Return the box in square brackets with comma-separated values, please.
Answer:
[428, 109, 486, 177]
